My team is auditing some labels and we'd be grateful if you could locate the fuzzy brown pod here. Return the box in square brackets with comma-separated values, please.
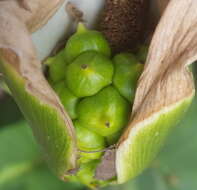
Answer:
[0, 0, 197, 186]
[99, 0, 149, 53]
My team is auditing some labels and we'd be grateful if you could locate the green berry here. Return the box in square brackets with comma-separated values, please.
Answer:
[65, 51, 114, 97]
[53, 82, 79, 119]
[106, 131, 121, 146]
[64, 174, 79, 184]
[113, 53, 143, 103]
[65, 23, 111, 63]
[45, 50, 67, 82]
[77, 86, 130, 137]
[136, 45, 148, 62]
[77, 160, 106, 188]
[74, 121, 106, 163]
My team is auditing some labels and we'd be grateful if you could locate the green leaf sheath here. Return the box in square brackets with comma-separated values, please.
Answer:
[116, 96, 194, 183]
[0, 57, 76, 179]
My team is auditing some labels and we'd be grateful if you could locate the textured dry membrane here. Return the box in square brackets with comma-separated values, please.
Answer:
[95, 148, 116, 180]
[0, 0, 65, 32]
[0, 0, 77, 167]
[99, 0, 148, 53]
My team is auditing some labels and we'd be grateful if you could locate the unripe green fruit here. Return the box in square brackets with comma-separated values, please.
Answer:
[78, 152, 101, 165]
[136, 45, 148, 62]
[65, 51, 114, 97]
[77, 160, 107, 188]
[113, 53, 143, 103]
[53, 82, 79, 119]
[45, 50, 67, 83]
[106, 131, 122, 145]
[42, 24, 145, 187]
[74, 121, 106, 163]
[65, 23, 111, 63]
[77, 86, 130, 137]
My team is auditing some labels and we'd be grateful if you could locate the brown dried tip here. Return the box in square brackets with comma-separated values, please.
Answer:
[66, 2, 84, 22]
[99, 0, 148, 53]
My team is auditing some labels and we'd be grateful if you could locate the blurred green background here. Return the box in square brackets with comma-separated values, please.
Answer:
[0, 67, 197, 190]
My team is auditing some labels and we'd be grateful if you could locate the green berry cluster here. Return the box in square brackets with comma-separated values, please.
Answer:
[45, 23, 145, 188]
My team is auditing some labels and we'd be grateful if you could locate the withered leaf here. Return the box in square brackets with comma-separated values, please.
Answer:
[131, 0, 197, 118]
[117, 0, 197, 181]
[0, 0, 65, 33]
[0, 0, 77, 177]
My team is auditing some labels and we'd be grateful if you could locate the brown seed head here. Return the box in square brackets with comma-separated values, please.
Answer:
[99, 0, 148, 53]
